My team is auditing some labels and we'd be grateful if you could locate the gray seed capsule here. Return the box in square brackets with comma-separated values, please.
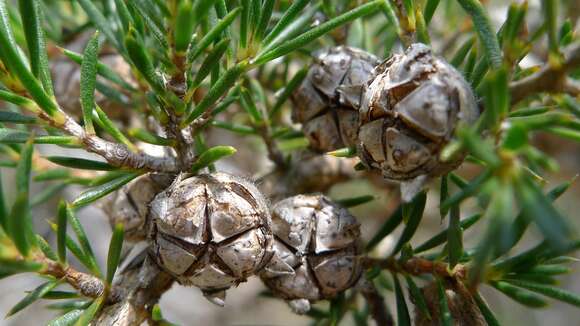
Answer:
[260, 194, 361, 313]
[102, 173, 172, 242]
[149, 173, 273, 306]
[358, 43, 479, 194]
[292, 46, 380, 152]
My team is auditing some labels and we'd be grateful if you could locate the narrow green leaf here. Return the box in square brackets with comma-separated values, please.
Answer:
[127, 0, 168, 49]
[189, 38, 230, 90]
[35, 234, 57, 261]
[57, 200, 67, 263]
[0, 111, 36, 124]
[74, 296, 104, 326]
[46, 156, 115, 171]
[183, 63, 246, 125]
[210, 120, 256, 135]
[61, 48, 135, 92]
[423, 0, 440, 25]
[391, 192, 427, 256]
[46, 299, 91, 311]
[415, 213, 481, 253]
[336, 195, 374, 208]
[66, 205, 100, 277]
[7, 280, 59, 317]
[366, 205, 403, 251]
[49, 222, 96, 273]
[7, 192, 31, 256]
[72, 172, 140, 208]
[405, 276, 431, 321]
[441, 169, 493, 210]
[507, 279, 580, 307]
[270, 67, 307, 116]
[190, 146, 237, 173]
[450, 37, 475, 68]
[542, 0, 559, 55]
[239, 88, 263, 123]
[456, 0, 502, 68]
[254, 1, 381, 65]
[447, 204, 463, 268]
[0, 258, 43, 276]
[124, 29, 164, 94]
[393, 274, 411, 326]
[114, 0, 133, 33]
[76, 0, 121, 51]
[187, 7, 241, 63]
[327, 147, 357, 158]
[93, 105, 135, 150]
[34, 169, 70, 182]
[106, 223, 124, 284]
[128, 128, 174, 146]
[514, 176, 573, 250]
[439, 175, 449, 218]
[80, 32, 100, 134]
[42, 291, 79, 300]
[18, 0, 53, 95]
[492, 281, 548, 308]
[262, 0, 309, 46]
[0, 89, 36, 108]
[0, 1, 59, 116]
[174, 0, 194, 52]
[254, 0, 275, 41]
[435, 279, 452, 326]
[474, 293, 500, 326]
[479, 66, 509, 131]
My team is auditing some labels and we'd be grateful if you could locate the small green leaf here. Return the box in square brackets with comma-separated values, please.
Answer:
[447, 204, 463, 268]
[93, 105, 136, 150]
[439, 175, 449, 218]
[254, 0, 381, 65]
[189, 38, 230, 91]
[128, 128, 174, 146]
[441, 169, 492, 210]
[66, 205, 100, 277]
[456, 0, 502, 69]
[7, 280, 59, 317]
[393, 274, 411, 326]
[7, 192, 31, 256]
[492, 281, 548, 308]
[50, 306, 84, 325]
[42, 291, 79, 300]
[405, 276, 431, 320]
[0, 258, 43, 276]
[106, 223, 124, 284]
[16, 135, 33, 195]
[436, 279, 452, 326]
[74, 296, 105, 326]
[79, 32, 100, 134]
[415, 213, 481, 253]
[262, 0, 309, 46]
[239, 87, 263, 123]
[35, 234, 57, 261]
[391, 192, 427, 256]
[187, 7, 241, 63]
[183, 64, 246, 125]
[254, 0, 275, 41]
[336, 195, 374, 208]
[474, 293, 500, 326]
[57, 201, 67, 263]
[366, 205, 403, 251]
[0, 90, 36, 108]
[173, 0, 194, 52]
[18, 0, 53, 96]
[479, 66, 509, 131]
[210, 120, 256, 135]
[506, 279, 580, 307]
[327, 147, 357, 158]
[0, 111, 36, 124]
[46, 156, 116, 171]
[124, 29, 164, 93]
[72, 172, 140, 208]
[76, 0, 121, 51]
[190, 146, 237, 173]
[34, 169, 71, 182]
[423, 0, 440, 25]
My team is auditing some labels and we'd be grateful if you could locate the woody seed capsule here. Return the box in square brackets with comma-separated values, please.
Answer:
[149, 173, 273, 306]
[102, 173, 172, 242]
[292, 46, 380, 152]
[260, 194, 362, 313]
[358, 43, 479, 198]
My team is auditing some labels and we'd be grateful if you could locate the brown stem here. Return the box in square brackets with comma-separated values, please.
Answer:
[357, 278, 394, 326]
[510, 43, 580, 104]
[361, 257, 467, 280]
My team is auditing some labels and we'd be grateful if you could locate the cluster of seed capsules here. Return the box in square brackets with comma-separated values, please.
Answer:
[103, 43, 478, 313]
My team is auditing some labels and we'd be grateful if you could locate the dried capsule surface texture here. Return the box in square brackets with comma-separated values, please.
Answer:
[358, 43, 479, 181]
[261, 194, 362, 305]
[102, 173, 172, 242]
[149, 173, 273, 302]
[292, 46, 380, 152]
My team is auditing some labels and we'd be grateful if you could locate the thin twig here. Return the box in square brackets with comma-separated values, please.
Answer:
[510, 43, 580, 104]
[362, 257, 467, 280]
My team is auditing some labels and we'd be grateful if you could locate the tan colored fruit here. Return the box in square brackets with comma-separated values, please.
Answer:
[292, 46, 380, 152]
[102, 173, 172, 242]
[148, 173, 273, 306]
[260, 194, 362, 313]
[358, 43, 479, 198]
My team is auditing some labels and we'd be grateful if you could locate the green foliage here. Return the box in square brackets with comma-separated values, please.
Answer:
[0, 0, 578, 324]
